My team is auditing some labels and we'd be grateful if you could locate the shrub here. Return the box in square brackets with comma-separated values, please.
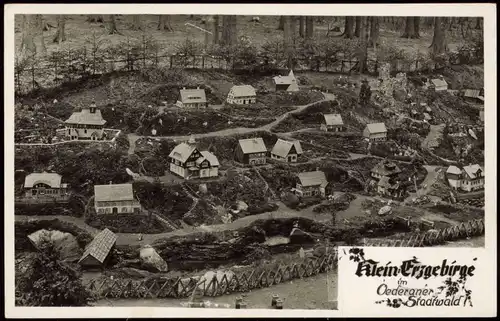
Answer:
[85, 213, 169, 234]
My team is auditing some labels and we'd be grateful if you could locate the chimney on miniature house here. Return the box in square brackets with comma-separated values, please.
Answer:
[188, 136, 196, 145]
[90, 102, 97, 114]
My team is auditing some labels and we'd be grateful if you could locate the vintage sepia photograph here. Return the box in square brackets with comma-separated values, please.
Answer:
[10, 9, 486, 310]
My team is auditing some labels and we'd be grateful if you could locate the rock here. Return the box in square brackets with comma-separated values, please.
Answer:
[28, 229, 81, 262]
[378, 205, 392, 216]
[289, 228, 314, 244]
[139, 245, 168, 272]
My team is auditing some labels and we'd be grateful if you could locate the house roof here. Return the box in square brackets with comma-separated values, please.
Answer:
[323, 114, 344, 126]
[273, 70, 297, 85]
[238, 138, 267, 154]
[463, 164, 483, 180]
[169, 142, 197, 163]
[178, 88, 207, 104]
[78, 228, 117, 264]
[298, 171, 328, 187]
[446, 165, 462, 175]
[65, 108, 106, 126]
[94, 184, 135, 202]
[271, 139, 302, 158]
[464, 89, 483, 101]
[229, 85, 256, 97]
[365, 122, 387, 134]
[431, 78, 448, 87]
[24, 172, 62, 188]
[372, 160, 402, 177]
[198, 150, 220, 167]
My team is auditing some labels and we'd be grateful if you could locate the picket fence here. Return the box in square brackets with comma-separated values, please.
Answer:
[362, 218, 485, 247]
[83, 251, 338, 299]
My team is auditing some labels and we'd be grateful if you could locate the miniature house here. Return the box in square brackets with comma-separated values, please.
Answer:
[363, 123, 387, 142]
[321, 114, 344, 132]
[430, 77, 448, 91]
[371, 160, 402, 180]
[226, 85, 257, 105]
[446, 164, 484, 192]
[65, 103, 106, 141]
[22, 172, 69, 199]
[168, 138, 219, 179]
[273, 70, 299, 92]
[78, 228, 117, 269]
[176, 87, 208, 108]
[270, 139, 303, 163]
[94, 183, 142, 215]
[293, 171, 328, 198]
[235, 137, 267, 165]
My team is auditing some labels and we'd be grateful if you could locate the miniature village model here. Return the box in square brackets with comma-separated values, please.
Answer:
[13, 14, 486, 309]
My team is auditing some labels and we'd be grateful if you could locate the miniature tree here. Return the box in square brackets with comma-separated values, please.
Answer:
[16, 237, 92, 306]
[359, 79, 372, 106]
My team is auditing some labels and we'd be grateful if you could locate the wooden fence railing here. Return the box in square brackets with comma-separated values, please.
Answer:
[83, 251, 338, 300]
[362, 218, 484, 247]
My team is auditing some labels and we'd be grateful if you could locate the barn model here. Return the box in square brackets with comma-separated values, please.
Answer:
[78, 228, 117, 269]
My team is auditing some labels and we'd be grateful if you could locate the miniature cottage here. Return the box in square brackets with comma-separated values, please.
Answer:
[371, 160, 401, 180]
[226, 85, 257, 105]
[273, 70, 299, 92]
[65, 102, 106, 141]
[363, 122, 387, 142]
[78, 228, 117, 269]
[235, 137, 267, 165]
[94, 183, 142, 215]
[293, 171, 328, 198]
[446, 164, 484, 192]
[430, 77, 448, 91]
[321, 114, 344, 132]
[463, 89, 484, 103]
[22, 172, 69, 199]
[176, 87, 208, 108]
[168, 138, 219, 179]
[270, 139, 303, 162]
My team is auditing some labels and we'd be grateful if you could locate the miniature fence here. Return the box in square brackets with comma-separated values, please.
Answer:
[362, 218, 484, 247]
[15, 129, 122, 146]
[83, 251, 338, 300]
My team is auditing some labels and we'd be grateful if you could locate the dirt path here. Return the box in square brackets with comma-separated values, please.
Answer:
[15, 202, 330, 246]
[422, 123, 446, 150]
[404, 165, 443, 203]
[127, 94, 335, 155]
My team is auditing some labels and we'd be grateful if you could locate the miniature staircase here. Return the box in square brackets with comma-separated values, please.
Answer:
[151, 211, 178, 231]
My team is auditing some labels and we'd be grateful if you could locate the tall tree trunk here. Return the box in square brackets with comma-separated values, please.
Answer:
[283, 16, 294, 68]
[157, 15, 173, 31]
[107, 14, 122, 35]
[358, 17, 368, 73]
[204, 16, 214, 48]
[413, 16, 421, 38]
[290, 16, 297, 45]
[430, 17, 448, 55]
[475, 17, 482, 29]
[20, 14, 36, 56]
[354, 16, 361, 37]
[402, 17, 417, 38]
[35, 15, 47, 56]
[299, 16, 305, 37]
[305, 16, 314, 39]
[368, 16, 380, 48]
[229, 15, 238, 45]
[221, 15, 237, 46]
[52, 15, 66, 44]
[213, 15, 220, 44]
[277, 16, 284, 30]
[344, 17, 355, 38]
[131, 15, 142, 30]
